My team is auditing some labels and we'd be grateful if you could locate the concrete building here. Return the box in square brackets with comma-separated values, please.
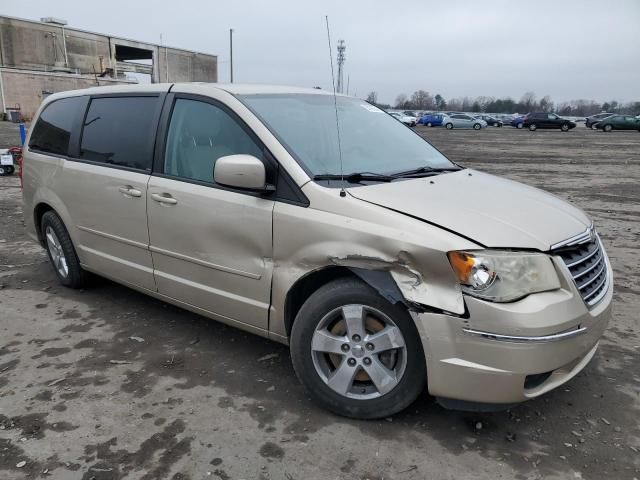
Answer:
[0, 15, 218, 119]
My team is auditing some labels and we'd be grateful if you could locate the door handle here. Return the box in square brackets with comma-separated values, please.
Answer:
[118, 185, 142, 197]
[151, 193, 178, 205]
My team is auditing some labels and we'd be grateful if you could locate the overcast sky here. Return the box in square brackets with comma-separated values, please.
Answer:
[3, 0, 639, 104]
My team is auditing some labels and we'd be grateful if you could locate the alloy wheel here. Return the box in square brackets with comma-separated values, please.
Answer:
[311, 304, 407, 400]
[45, 226, 69, 278]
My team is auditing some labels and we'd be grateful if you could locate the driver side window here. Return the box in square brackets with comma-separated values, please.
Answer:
[164, 98, 262, 184]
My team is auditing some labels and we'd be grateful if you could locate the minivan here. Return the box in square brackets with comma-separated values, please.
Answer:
[23, 83, 612, 419]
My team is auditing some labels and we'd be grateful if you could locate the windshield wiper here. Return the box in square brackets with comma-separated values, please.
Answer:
[391, 166, 461, 178]
[313, 172, 395, 183]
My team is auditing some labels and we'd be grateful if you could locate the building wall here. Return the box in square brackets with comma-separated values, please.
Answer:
[0, 15, 218, 117]
[0, 68, 135, 119]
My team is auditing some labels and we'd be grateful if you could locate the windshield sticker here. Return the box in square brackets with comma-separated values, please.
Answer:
[360, 104, 382, 112]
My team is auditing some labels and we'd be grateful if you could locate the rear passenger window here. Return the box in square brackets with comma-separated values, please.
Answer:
[80, 96, 158, 170]
[164, 99, 262, 184]
[29, 97, 83, 156]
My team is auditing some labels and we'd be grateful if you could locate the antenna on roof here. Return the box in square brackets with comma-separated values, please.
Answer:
[325, 15, 346, 198]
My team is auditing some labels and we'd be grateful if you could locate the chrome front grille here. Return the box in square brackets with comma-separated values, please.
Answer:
[554, 235, 609, 307]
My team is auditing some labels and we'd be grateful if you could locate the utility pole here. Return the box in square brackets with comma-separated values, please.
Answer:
[229, 28, 234, 83]
[336, 40, 346, 94]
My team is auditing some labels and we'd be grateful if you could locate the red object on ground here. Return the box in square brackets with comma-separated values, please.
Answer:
[8, 146, 23, 187]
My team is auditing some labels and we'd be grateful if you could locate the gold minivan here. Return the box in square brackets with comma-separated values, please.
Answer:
[23, 84, 613, 418]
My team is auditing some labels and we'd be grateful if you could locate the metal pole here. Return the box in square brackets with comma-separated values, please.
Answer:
[229, 29, 234, 83]
[61, 25, 69, 67]
[0, 68, 6, 115]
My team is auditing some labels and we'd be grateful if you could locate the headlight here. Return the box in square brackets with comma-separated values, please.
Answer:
[447, 250, 561, 302]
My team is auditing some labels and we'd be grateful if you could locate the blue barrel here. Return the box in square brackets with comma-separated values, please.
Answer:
[19, 123, 26, 145]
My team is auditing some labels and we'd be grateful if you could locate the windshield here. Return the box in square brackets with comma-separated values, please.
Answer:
[238, 94, 454, 177]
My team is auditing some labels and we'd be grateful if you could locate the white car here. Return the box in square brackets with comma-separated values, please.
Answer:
[389, 112, 417, 127]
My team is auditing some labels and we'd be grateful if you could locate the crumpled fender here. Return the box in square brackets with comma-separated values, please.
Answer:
[269, 186, 480, 339]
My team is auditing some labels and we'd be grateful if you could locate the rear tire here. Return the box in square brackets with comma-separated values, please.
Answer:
[41, 211, 87, 289]
[516, 122, 523, 129]
[0, 166, 5, 176]
[603, 124, 613, 132]
[290, 278, 427, 419]
[529, 124, 537, 131]
[445, 123, 453, 130]
[426, 122, 432, 127]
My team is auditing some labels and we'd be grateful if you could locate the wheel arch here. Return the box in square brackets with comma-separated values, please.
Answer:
[34, 202, 56, 245]
[283, 266, 354, 338]
[283, 266, 412, 338]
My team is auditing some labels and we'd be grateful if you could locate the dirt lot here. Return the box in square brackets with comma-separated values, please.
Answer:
[0, 122, 638, 480]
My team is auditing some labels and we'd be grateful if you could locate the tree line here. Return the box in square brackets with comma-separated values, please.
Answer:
[365, 90, 640, 117]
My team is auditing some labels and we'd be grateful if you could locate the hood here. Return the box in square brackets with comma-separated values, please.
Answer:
[348, 169, 590, 251]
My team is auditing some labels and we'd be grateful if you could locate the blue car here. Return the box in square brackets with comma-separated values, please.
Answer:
[418, 113, 446, 127]
[510, 116, 525, 128]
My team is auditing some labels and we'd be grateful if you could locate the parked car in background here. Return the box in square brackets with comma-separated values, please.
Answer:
[389, 112, 417, 127]
[418, 113, 447, 127]
[510, 116, 525, 128]
[593, 115, 640, 132]
[475, 115, 503, 127]
[444, 114, 487, 130]
[585, 113, 615, 128]
[523, 113, 576, 131]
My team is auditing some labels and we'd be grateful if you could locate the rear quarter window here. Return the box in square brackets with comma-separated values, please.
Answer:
[28, 96, 84, 156]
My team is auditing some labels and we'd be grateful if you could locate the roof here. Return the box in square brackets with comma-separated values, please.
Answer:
[43, 83, 337, 102]
[191, 83, 335, 96]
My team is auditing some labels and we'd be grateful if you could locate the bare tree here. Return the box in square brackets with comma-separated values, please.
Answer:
[365, 91, 378, 105]
[539, 95, 554, 112]
[410, 90, 435, 110]
[520, 91, 537, 112]
[394, 94, 409, 109]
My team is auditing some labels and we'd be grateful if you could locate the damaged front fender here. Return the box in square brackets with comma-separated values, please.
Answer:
[269, 188, 478, 340]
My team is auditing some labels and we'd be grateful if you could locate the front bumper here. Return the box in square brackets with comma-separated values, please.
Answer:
[412, 260, 613, 405]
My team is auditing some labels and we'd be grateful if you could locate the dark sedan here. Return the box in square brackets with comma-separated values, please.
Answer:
[475, 115, 503, 127]
[585, 112, 615, 128]
[523, 112, 576, 131]
[593, 115, 640, 132]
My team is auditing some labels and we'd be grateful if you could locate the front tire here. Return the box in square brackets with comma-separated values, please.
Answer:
[290, 278, 427, 419]
[516, 122, 523, 129]
[41, 211, 87, 289]
[445, 123, 453, 130]
[473, 123, 481, 130]
[426, 122, 432, 127]
[561, 123, 570, 132]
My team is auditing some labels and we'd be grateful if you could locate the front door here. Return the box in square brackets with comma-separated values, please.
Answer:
[146, 96, 275, 330]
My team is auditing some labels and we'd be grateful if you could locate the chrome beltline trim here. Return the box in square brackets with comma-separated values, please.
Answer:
[462, 326, 587, 343]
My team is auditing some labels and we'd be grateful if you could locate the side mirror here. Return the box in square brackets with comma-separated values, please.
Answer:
[213, 154, 272, 192]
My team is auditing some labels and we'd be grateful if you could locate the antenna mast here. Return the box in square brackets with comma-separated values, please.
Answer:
[325, 16, 346, 198]
[336, 40, 346, 94]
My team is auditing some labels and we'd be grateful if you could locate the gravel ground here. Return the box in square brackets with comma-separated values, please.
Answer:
[0, 121, 638, 480]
